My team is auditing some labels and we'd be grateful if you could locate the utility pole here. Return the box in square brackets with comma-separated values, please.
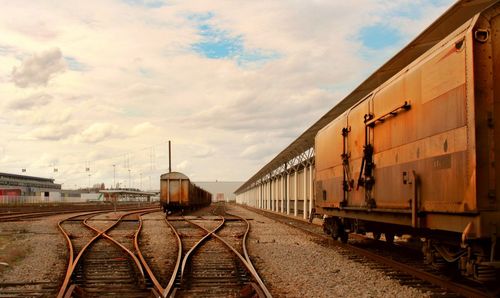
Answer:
[113, 164, 116, 189]
[168, 140, 172, 173]
[128, 169, 131, 189]
[140, 173, 143, 190]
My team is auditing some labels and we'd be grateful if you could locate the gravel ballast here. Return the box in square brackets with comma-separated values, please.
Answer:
[140, 211, 178, 286]
[0, 214, 70, 295]
[226, 204, 428, 298]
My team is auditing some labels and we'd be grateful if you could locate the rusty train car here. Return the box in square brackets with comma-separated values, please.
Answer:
[160, 172, 211, 211]
[315, 3, 500, 281]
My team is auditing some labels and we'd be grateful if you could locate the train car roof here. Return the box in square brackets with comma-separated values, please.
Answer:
[160, 171, 190, 180]
[235, 0, 498, 194]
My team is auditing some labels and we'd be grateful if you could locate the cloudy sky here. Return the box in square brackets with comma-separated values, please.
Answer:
[0, 0, 454, 189]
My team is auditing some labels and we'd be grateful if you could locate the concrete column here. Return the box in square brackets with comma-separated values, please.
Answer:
[303, 167, 308, 220]
[255, 187, 257, 207]
[309, 164, 314, 214]
[252, 187, 255, 207]
[274, 179, 277, 211]
[272, 179, 275, 211]
[286, 172, 290, 215]
[263, 182, 266, 209]
[266, 181, 269, 210]
[294, 170, 298, 216]
[270, 180, 273, 211]
[258, 184, 261, 208]
[274, 178, 277, 211]
[264, 182, 267, 209]
[262, 183, 264, 209]
[281, 176, 284, 213]
[263, 183, 265, 209]
[251, 188, 253, 207]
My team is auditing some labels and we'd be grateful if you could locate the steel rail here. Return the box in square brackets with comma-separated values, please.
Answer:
[58, 212, 131, 298]
[134, 211, 165, 295]
[0, 203, 159, 222]
[56, 208, 156, 298]
[162, 217, 183, 297]
[56, 210, 122, 298]
[188, 215, 272, 298]
[225, 211, 272, 298]
[161, 215, 224, 297]
[180, 216, 225, 279]
[244, 205, 491, 298]
[83, 211, 148, 286]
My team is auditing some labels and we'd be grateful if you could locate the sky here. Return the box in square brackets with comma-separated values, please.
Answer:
[0, 0, 454, 190]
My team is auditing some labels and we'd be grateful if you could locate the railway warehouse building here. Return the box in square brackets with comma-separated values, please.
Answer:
[0, 172, 61, 199]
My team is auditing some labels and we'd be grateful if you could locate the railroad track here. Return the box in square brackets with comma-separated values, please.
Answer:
[242, 205, 496, 298]
[0, 203, 158, 222]
[165, 203, 271, 297]
[0, 209, 143, 298]
[57, 209, 162, 298]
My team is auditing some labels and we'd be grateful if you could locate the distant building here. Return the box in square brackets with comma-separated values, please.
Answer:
[0, 172, 61, 199]
[193, 181, 243, 202]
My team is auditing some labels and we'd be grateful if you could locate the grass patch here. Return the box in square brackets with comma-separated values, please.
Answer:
[0, 234, 29, 276]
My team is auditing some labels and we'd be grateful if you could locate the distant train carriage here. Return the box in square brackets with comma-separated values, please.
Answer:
[160, 171, 211, 211]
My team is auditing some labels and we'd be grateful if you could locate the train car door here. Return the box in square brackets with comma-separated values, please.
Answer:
[346, 95, 373, 208]
[369, 73, 414, 210]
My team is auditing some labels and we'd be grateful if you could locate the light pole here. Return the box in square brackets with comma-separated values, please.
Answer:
[112, 164, 116, 189]
[140, 173, 143, 190]
[128, 169, 131, 189]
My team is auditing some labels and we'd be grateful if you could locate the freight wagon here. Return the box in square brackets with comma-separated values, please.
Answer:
[160, 172, 211, 212]
[315, 2, 500, 282]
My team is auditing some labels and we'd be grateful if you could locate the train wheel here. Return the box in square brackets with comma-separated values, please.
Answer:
[331, 224, 339, 240]
[373, 232, 381, 240]
[323, 223, 331, 235]
[339, 230, 349, 243]
[384, 232, 395, 244]
[332, 219, 347, 242]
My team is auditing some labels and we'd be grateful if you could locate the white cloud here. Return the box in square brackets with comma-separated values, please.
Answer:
[176, 160, 190, 172]
[131, 122, 156, 136]
[24, 124, 77, 141]
[5, 93, 53, 110]
[78, 123, 120, 143]
[11, 48, 66, 88]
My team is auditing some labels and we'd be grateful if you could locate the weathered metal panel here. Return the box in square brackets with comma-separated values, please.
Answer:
[474, 6, 500, 238]
[160, 180, 168, 202]
[315, 114, 347, 207]
[473, 9, 498, 212]
[169, 180, 180, 203]
[368, 30, 473, 212]
[493, 5, 500, 211]
[181, 180, 189, 205]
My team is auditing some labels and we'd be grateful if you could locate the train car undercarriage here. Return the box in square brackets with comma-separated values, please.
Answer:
[321, 212, 499, 283]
